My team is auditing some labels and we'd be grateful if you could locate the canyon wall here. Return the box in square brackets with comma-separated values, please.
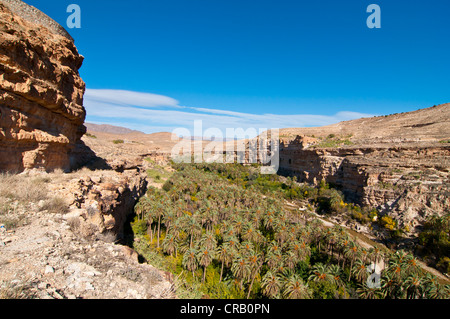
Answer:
[278, 136, 450, 230]
[231, 104, 450, 231]
[0, 1, 87, 172]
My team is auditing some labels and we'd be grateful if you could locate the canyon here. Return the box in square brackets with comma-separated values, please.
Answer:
[0, 0, 449, 299]
[276, 104, 450, 234]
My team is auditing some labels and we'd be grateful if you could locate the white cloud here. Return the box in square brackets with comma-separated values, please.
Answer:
[83, 89, 376, 138]
[85, 89, 181, 108]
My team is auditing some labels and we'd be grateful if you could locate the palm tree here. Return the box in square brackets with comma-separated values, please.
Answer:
[380, 271, 404, 299]
[298, 240, 311, 262]
[199, 231, 217, 250]
[261, 271, 282, 298]
[328, 264, 344, 288]
[325, 228, 338, 258]
[230, 215, 244, 237]
[404, 275, 423, 299]
[168, 218, 182, 242]
[224, 235, 240, 251]
[283, 251, 298, 271]
[274, 222, 289, 245]
[308, 263, 332, 283]
[422, 273, 447, 299]
[337, 236, 350, 268]
[265, 249, 283, 270]
[344, 241, 360, 281]
[241, 222, 259, 244]
[154, 202, 165, 249]
[196, 244, 215, 283]
[161, 233, 177, 257]
[386, 258, 404, 282]
[287, 224, 300, 242]
[134, 196, 150, 221]
[426, 283, 450, 299]
[239, 240, 255, 258]
[268, 241, 283, 255]
[352, 258, 369, 283]
[216, 243, 235, 282]
[357, 282, 382, 299]
[403, 254, 421, 276]
[289, 240, 302, 259]
[263, 211, 276, 231]
[185, 214, 201, 248]
[231, 254, 250, 290]
[182, 247, 199, 280]
[246, 249, 263, 299]
[282, 273, 311, 299]
[162, 209, 176, 232]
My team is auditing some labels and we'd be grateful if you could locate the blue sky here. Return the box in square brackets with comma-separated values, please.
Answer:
[25, 0, 450, 136]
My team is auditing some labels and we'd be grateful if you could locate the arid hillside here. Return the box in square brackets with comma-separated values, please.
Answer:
[273, 104, 450, 238]
[279, 103, 449, 146]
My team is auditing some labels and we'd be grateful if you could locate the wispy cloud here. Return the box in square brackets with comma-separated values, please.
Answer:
[85, 89, 181, 108]
[83, 89, 375, 138]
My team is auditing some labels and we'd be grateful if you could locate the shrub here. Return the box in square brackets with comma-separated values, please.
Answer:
[437, 257, 450, 274]
[162, 180, 174, 192]
[380, 215, 397, 231]
[40, 197, 69, 214]
[131, 217, 148, 236]
[113, 139, 124, 144]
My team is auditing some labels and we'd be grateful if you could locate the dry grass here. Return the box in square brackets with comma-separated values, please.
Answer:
[0, 173, 71, 229]
[39, 196, 69, 214]
[0, 173, 49, 203]
[0, 280, 37, 299]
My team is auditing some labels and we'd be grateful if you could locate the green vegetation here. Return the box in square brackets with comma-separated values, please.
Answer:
[417, 213, 450, 274]
[439, 139, 450, 144]
[85, 133, 97, 139]
[112, 139, 124, 144]
[145, 158, 174, 183]
[312, 134, 354, 148]
[131, 163, 449, 299]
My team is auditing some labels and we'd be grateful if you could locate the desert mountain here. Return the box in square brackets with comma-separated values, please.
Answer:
[85, 123, 145, 135]
[279, 103, 450, 146]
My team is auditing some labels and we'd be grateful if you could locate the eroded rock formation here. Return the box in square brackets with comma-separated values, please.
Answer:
[277, 104, 450, 232]
[0, 1, 87, 172]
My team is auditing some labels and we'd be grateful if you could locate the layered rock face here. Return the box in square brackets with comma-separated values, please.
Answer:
[0, 2, 86, 172]
[277, 104, 450, 231]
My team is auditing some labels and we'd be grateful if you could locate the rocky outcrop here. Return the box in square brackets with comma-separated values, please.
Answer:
[51, 169, 149, 238]
[0, 192, 173, 299]
[278, 136, 450, 233]
[0, 2, 87, 172]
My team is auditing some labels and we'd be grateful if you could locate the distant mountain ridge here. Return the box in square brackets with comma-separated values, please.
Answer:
[279, 103, 450, 144]
[85, 123, 145, 135]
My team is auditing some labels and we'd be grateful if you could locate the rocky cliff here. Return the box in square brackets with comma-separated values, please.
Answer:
[277, 104, 450, 232]
[0, 1, 87, 172]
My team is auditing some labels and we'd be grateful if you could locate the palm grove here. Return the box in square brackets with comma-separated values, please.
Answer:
[131, 162, 449, 299]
